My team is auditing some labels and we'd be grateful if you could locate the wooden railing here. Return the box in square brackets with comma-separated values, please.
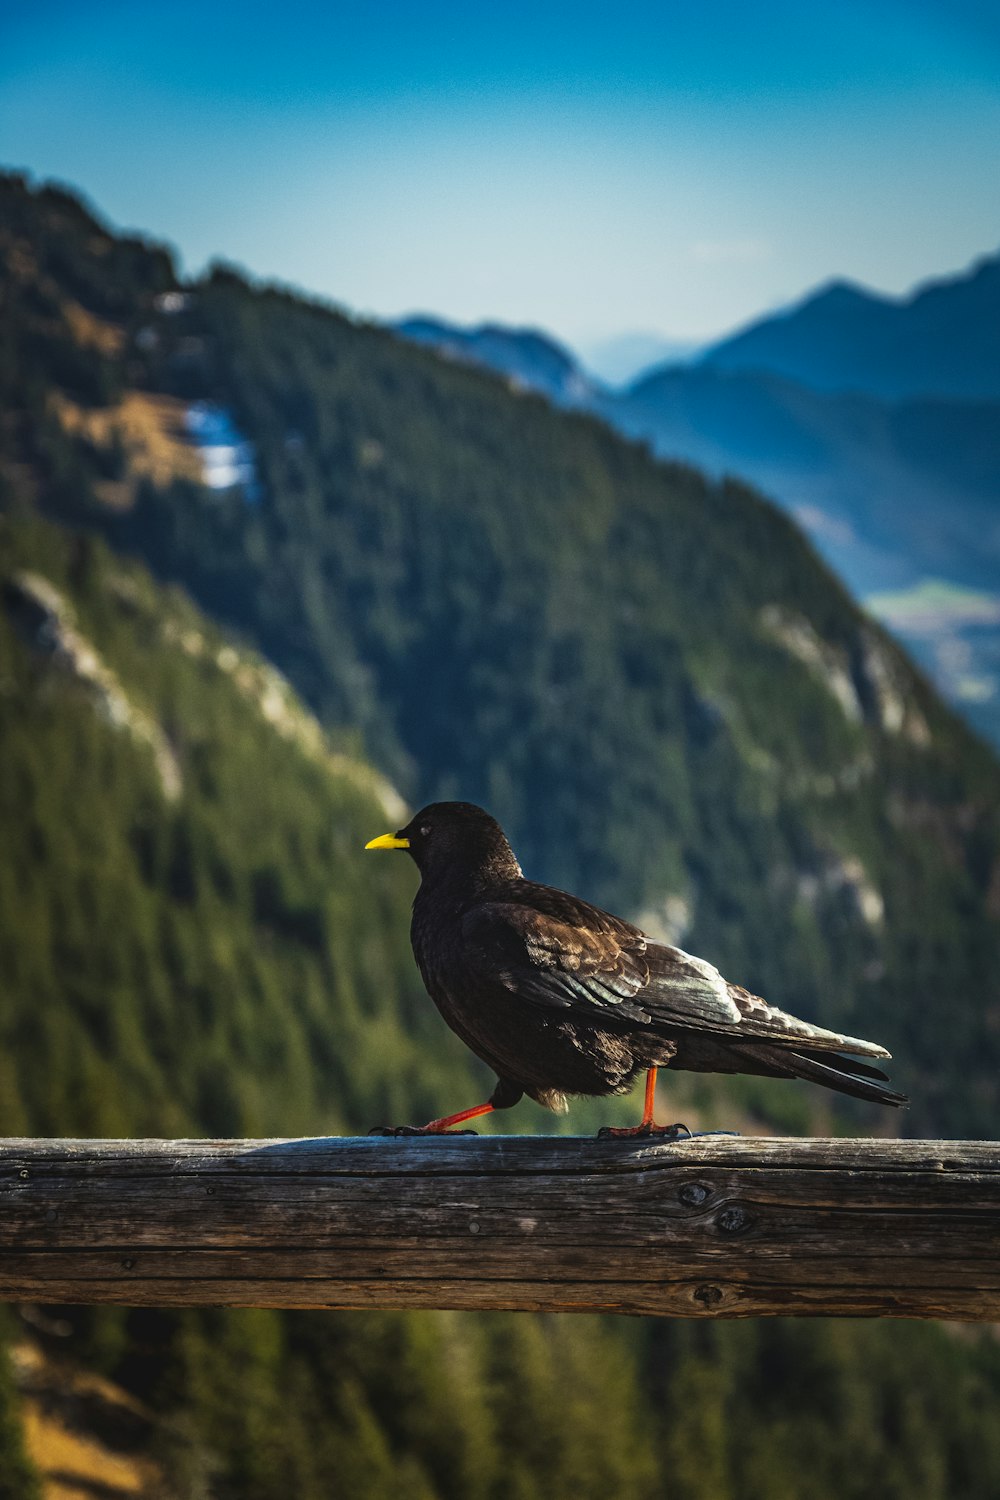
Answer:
[0, 1136, 996, 1318]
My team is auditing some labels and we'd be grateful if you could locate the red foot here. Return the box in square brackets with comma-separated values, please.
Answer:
[369, 1101, 495, 1137]
[598, 1067, 692, 1138]
[597, 1120, 692, 1140]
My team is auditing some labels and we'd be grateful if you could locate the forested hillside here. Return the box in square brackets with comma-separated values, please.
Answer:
[611, 362, 1000, 747]
[395, 274, 1000, 750]
[3, 515, 1000, 1500]
[0, 515, 661, 1496]
[698, 253, 1000, 401]
[2, 171, 1000, 1498]
[3, 171, 998, 1136]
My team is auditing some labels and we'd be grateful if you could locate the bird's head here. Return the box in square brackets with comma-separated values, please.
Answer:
[365, 801, 522, 884]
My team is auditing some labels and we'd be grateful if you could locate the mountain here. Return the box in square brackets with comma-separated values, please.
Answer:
[396, 249, 1000, 409]
[395, 317, 702, 401]
[578, 331, 701, 386]
[4, 167, 1000, 1135]
[419, 262, 1000, 746]
[395, 315, 599, 406]
[698, 252, 1000, 401]
[390, 261, 1000, 747]
[649, 254, 1000, 744]
[0, 511, 671, 1498]
[4, 504, 997, 1500]
[3, 169, 1000, 1498]
[612, 364, 1000, 746]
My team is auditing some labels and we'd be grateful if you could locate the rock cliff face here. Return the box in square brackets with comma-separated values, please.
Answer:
[759, 605, 930, 744]
[5, 569, 183, 800]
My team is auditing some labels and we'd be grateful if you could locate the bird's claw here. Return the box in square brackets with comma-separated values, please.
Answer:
[596, 1124, 743, 1141]
[597, 1120, 693, 1140]
[368, 1125, 480, 1137]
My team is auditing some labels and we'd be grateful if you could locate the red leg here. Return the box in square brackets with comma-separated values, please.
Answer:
[598, 1068, 691, 1139]
[369, 1101, 495, 1136]
[423, 1102, 495, 1133]
[642, 1064, 658, 1126]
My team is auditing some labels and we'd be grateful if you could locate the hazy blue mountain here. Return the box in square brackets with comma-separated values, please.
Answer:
[613, 363, 1000, 746]
[697, 252, 1000, 401]
[395, 315, 599, 406]
[578, 332, 701, 386]
[618, 366, 1000, 589]
[398, 262, 1000, 747]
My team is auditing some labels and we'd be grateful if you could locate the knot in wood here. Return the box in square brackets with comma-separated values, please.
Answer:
[715, 1203, 753, 1235]
[694, 1284, 723, 1307]
[17, 1169, 28, 1181]
[678, 1182, 710, 1207]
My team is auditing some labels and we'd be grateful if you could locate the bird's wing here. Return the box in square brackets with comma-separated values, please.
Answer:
[461, 887, 889, 1058]
[460, 895, 654, 1024]
[639, 946, 887, 1057]
[460, 884, 749, 1032]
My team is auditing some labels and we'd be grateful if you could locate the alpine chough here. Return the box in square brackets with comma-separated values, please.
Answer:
[366, 801, 907, 1134]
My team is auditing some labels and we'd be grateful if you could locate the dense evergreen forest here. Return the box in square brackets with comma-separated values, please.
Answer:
[1, 170, 1000, 1496]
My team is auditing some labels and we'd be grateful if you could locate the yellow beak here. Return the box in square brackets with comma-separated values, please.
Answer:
[365, 833, 410, 851]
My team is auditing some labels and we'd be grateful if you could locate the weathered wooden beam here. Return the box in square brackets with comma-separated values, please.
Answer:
[0, 1136, 997, 1318]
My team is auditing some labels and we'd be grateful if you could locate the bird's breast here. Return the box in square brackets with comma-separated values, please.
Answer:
[410, 895, 467, 1003]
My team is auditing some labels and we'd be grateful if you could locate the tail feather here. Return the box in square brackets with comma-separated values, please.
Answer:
[798, 1049, 892, 1084]
[736, 1041, 908, 1107]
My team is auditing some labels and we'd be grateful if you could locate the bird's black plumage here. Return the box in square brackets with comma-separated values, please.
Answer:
[368, 802, 907, 1127]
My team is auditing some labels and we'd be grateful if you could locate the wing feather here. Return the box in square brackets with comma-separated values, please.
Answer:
[460, 899, 652, 1023]
[461, 884, 891, 1061]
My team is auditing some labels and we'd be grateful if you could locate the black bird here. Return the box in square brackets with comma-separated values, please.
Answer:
[366, 801, 906, 1134]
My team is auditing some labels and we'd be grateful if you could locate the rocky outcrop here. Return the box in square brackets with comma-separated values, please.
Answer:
[5, 571, 183, 800]
[159, 615, 407, 824]
[760, 606, 930, 744]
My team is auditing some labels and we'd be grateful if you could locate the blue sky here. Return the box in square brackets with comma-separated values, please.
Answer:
[2, 0, 999, 371]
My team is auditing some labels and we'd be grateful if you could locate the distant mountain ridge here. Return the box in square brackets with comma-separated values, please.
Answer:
[397, 248, 1000, 407]
[395, 315, 599, 406]
[618, 363, 1000, 591]
[579, 331, 701, 386]
[698, 251, 1000, 400]
[392, 257, 1000, 747]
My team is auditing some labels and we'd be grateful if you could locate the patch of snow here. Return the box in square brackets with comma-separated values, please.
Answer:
[184, 402, 259, 498]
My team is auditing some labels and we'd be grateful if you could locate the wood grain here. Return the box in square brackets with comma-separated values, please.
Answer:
[0, 1136, 997, 1318]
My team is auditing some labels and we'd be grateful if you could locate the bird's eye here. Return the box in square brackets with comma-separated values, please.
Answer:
[420, 824, 431, 837]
